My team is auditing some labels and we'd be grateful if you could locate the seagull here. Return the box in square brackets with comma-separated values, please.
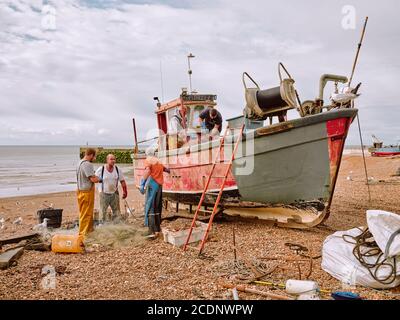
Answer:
[33, 218, 49, 231]
[331, 92, 361, 104]
[331, 84, 362, 104]
[0, 218, 5, 229]
[13, 217, 23, 225]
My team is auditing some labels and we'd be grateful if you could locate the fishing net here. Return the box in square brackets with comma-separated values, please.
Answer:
[84, 222, 149, 249]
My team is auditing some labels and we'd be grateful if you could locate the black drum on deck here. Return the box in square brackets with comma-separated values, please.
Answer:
[256, 86, 287, 112]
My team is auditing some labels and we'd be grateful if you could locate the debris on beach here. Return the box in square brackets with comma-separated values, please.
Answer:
[13, 217, 23, 225]
[0, 232, 51, 253]
[0, 247, 24, 270]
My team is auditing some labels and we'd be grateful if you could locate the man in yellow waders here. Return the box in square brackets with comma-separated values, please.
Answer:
[76, 148, 101, 237]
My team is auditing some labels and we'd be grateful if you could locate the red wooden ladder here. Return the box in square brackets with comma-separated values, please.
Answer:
[183, 124, 245, 254]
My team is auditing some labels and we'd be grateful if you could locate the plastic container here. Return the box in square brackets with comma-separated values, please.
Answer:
[162, 222, 209, 247]
[51, 234, 85, 253]
[37, 208, 63, 228]
[286, 280, 320, 300]
[285, 279, 319, 294]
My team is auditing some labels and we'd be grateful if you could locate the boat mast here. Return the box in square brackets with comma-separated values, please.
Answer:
[187, 53, 195, 93]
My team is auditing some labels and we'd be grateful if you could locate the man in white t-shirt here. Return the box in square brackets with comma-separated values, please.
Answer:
[95, 154, 128, 222]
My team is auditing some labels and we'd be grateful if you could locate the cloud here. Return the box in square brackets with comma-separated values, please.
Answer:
[0, 0, 399, 146]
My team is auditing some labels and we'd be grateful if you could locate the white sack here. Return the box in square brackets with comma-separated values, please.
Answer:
[321, 227, 400, 289]
[367, 210, 400, 258]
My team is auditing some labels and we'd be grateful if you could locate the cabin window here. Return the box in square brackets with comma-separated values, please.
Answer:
[166, 108, 176, 133]
[190, 105, 206, 128]
[157, 112, 167, 135]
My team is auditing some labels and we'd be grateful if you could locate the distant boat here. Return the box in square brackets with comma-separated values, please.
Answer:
[369, 135, 400, 157]
[371, 146, 400, 157]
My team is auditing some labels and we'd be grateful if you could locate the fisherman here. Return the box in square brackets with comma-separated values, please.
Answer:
[139, 146, 170, 237]
[95, 154, 128, 222]
[168, 104, 188, 149]
[76, 148, 101, 237]
[199, 107, 222, 137]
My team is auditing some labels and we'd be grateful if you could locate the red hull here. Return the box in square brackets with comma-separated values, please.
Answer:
[372, 152, 400, 157]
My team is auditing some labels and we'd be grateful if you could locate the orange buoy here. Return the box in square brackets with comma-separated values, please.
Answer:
[51, 234, 85, 253]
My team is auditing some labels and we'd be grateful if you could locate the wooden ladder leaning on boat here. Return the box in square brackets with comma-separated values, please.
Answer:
[183, 124, 245, 254]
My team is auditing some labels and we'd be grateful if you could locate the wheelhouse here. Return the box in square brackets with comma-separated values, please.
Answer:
[155, 90, 217, 151]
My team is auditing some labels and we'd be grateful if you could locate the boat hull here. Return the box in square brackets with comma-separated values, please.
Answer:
[371, 147, 400, 157]
[134, 108, 357, 227]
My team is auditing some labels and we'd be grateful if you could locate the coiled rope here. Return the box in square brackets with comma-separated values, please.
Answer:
[342, 228, 398, 285]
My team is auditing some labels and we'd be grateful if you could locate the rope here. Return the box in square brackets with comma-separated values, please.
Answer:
[356, 114, 371, 201]
[342, 227, 398, 285]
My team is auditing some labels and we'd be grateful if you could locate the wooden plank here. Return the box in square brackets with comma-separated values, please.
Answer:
[0, 247, 24, 270]
[0, 232, 40, 246]
[255, 123, 294, 137]
[162, 212, 211, 222]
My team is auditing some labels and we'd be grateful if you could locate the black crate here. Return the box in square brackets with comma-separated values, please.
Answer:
[37, 208, 63, 228]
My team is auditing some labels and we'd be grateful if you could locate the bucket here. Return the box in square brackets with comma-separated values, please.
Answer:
[51, 234, 85, 253]
[37, 208, 63, 228]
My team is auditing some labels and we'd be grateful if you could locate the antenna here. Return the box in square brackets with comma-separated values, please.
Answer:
[159, 60, 165, 103]
[187, 53, 195, 93]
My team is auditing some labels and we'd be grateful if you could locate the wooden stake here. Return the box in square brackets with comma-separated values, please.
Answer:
[221, 283, 293, 300]
[232, 226, 237, 263]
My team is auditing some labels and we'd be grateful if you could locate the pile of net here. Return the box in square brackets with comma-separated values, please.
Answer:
[84, 223, 149, 249]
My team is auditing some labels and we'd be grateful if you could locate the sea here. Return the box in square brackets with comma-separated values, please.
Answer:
[0, 144, 366, 199]
[0, 146, 134, 199]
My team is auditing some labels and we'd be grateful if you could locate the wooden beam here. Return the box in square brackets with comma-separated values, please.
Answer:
[162, 212, 211, 222]
[0, 232, 40, 246]
[0, 247, 24, 270]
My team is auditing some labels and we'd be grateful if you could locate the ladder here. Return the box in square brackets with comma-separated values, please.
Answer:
[183, 124, 245, 254]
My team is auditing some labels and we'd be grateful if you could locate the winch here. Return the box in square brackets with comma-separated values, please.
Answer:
[243, 63, 299, 121]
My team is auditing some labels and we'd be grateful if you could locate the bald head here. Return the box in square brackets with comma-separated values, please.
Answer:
[106, 154, 116, 167]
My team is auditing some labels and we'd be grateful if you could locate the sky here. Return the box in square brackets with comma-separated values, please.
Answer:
[0, 0, 399, 146]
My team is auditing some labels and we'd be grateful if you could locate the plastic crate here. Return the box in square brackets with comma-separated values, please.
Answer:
[162, 221, 209, 247]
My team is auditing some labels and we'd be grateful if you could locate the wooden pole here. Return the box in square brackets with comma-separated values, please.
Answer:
[349, 17, 368, 86]
[232, 226, 237, 263]
[221, 283, 293, 300]
[132, 118, 138, 155]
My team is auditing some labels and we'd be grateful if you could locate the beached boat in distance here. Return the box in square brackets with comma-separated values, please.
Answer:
[133, 64, 359, 228]
[369, 135, 400, 157]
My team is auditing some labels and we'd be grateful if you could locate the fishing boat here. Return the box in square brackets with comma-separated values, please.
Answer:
[371, 146, 400, 157]
[369, 135, 400, 157]
[133, 62, 359, 228]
